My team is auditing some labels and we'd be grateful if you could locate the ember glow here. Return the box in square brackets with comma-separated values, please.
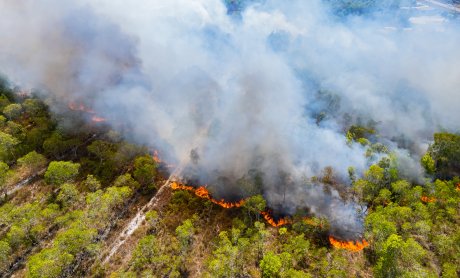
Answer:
[329, 236, 369, 252]
[421, 196, 436, 203]
[91, 116, 106, 123]
[68, 101, 96, 114]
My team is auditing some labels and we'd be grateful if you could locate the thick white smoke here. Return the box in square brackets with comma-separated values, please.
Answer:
[1, 0, 459, 237]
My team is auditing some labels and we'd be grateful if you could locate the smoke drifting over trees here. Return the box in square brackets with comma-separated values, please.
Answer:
[1, 0, 459, 237]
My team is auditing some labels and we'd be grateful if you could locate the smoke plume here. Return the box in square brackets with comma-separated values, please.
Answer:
[1, 0, 459, 238]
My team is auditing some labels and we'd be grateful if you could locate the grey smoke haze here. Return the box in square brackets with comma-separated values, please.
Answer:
[1, 0, 459, 237]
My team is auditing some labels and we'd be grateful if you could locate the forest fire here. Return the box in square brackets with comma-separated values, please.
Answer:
[456, 183, 460, 191]
[153, 150, 162, 164]
[171, 181, 246, 208]
[260, 211, 291, 227]
[68, 101, 106, 123]
[421, 196, 436, 203]
[91, 116, 106, 123]
[68, 101, 95, 114]
[152, 150, 175, 168]
[329, 236, 369, 252]
[171, 181, 194, 191]
[171, 181, 368, 250]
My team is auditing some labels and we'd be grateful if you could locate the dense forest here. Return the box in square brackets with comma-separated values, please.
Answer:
[0, 80, 458, 277]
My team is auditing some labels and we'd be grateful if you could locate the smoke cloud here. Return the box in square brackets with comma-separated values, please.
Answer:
[1, 0, 459, 238]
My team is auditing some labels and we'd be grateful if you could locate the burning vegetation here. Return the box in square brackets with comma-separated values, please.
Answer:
[421, 196, 436, 203]
[171, 181, 368, 251]
[329, 236, 369, 252]
[260, 211, 291, 227]
[171, 181, 246, 209]
[68, 101, 106, 123]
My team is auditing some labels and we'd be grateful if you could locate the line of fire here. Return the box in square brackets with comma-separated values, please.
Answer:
[170, 180, 369, 252]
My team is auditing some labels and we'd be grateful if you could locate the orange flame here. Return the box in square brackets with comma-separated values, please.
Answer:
[421, 196, 436, 203]
[171, 182, 245, 209]
[68, 101, 96, 114]
[329, 236, 369, 252]
[152, 150, 175, 168]
[261, 211, 291, 227]
[171, 181, 195, 191]
[153, 150, 162, 164]
[456, 183, 460, 191]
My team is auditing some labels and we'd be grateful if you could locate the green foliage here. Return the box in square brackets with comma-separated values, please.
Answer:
[427, 132, 460, 179]
[2, 103, 22, 120]
[260, 252, 282, 278]
[130, 234, 180, 275]
[282, 234, 310, 267]
[175, 218, 195, 249]
[17, 151, 47, 171]
[353, 164, 385, 204]
[85, 186, 133, 226]
[54, 227, 97, 255]
[0, 95, 11, 111]
[374, 234, 429, 278]
[421, 152, 436, 175]
[0, 131, 19, 162]
[0, 240, 11, 271]
[44, 161, 80, 186]
[114, 173, 140, 190]
[207, 229, 252, 277]
[133, 155, 157, 187]
[23, 99, 46, 116]
[0, 161, 9, 188]
[56, 183, 79, 208]
[131, 235, 159, 270]
[243, 194, 266, 220]
[347, 125, 375, 141]
[82, 174, 101, 192]
[26, 247, 73, 278]
[42, 132, 79, 159]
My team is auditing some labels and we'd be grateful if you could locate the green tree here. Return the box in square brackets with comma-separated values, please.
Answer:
[131, 235, 159, 270]
[17, 151, 47, 171]
[56, 183, 79, 208]
[3, 103, 22, 120]
[421, 152, 436, 175]
[243, 195, 266, 221]
[42, 132, 75, 160]
[44, 161, 80, 186]
[282, 234, 310, 267]
[23, 99, 45, 116]
[176, 218, 195, 250]
[54, 227, 97, 255]
[427, 133, 460, 179]
[374, 234, 428, 278]
[26, 247, 73, 278]
[113, 173, 139, 190]
[0, 240, 11, 271]
[0, 162, 9, 189]
[0, 131, 19, 162]
[207, 230, 250, 277]
[260, 252, 282, 278]
[82, 174, 101, 192]
[133, 155, 157, 187]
